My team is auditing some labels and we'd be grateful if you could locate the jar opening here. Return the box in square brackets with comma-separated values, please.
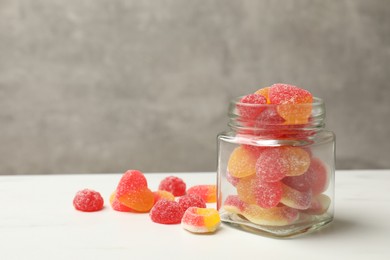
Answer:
[228, 97, 326, 138]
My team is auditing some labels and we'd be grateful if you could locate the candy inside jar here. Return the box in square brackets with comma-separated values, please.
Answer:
[217, 83, 335, 238]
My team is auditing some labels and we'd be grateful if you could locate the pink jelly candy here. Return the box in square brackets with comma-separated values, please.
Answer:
[177, 194, 206, 212]
[158, 176, 186, 196]
[73, 189, 104, 212]
[237, 93, 267, 120]
[255, 147, 288, 182]
[149, 199, 184, 224]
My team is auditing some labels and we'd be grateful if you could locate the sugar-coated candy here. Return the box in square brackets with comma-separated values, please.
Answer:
[118, 187, 154, 212]
[236, 175, 283, 208]
[149, 199, 184, 224]
[226, 170, 240, 187]
[158, 176, 186, 196]
[282, 157, 328, 195]
[255, 147, 287, 182]
[110, 191, 133, 212]
[182, 207, 221, 233]
[223, 195, 298, 226]
[153, 190, 175, 204]
[254, 87, 270, 104]
[268, 83, 313, 124]
[177, 194, 206, 212]
[73, 189, 104, 212]
[302, 194, 331, 215]
[228, 146, 257, 178]
[280, 183, 312, 210]
[237, 93, 267, 120]
[186, 185, 217, 203]
[116, 170, 148, 198]
[223, 195, 246, 214]
[244, 204, 299, 226]
[284, 147, 311, 176]
[256, 147, 310, 182]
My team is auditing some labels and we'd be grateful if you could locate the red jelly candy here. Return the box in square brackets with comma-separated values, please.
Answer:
[116, 170, 148, 198]
[73, 189, 104, 212]
[177, 194, 206, 212]
[237, 93, 267, 120]
[158, 176, 186, 196]
[149, 200, 184, 224]
[269, 83, 313, 124]
[186, 185, 217, 203]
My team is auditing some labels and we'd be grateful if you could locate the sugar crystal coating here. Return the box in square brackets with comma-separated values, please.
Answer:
[182, 207, 221, 233]
[186, 185, 217, 203]
[177, 194, 206, 212]
[110, 191, 133, 212]
[269, 83, 313, 124]
[280, 183, 312, 210]
[254, 87, 271, 104]
[237, 93, 267, 120]
[236, 175, 283, 208]
[73, 189, 104, 212]
[158, 176, 186, 196]
[118, 187, 154, 212]
[116, 170, 148, 198]
[153, 190, 175, 205]
[228, 146, 257, 178]
[255, 147, 288, 182]
[149, 199, 184, 224]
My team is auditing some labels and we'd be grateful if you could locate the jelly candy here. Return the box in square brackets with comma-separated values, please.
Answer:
[182, 207, 221, 233]
[223, 195, 246, 214]
[243, 204, 299, 226]
[158, 176, 186, 196]
[186, 185, 217, 203]
[228, 146, 257, 178]
[255, 147, 288, 182]
[223, 195, 298, 226]
[280, 183, 312, 210]
[153, 190, 175, 204]
[118, 187, 154, 212]
[302, 194, 331, 215]
[116, 170, 148, 198]
[149, 199, 184, 224]
[109, 191, 133, 212]
[236, 175, 283, 208]
[268, 83, 313, 124]
[305, 157, 329, 195]
[226, 170, 240, 187]
[73, 189, 104, 212]
[256, 147, 310, 182]
[236, 93, 267, 120]
[284, 147, 311, 176]
[254, 86, 270, 104]
[282, 157, 328, 195]
[177, 194, 206, 212]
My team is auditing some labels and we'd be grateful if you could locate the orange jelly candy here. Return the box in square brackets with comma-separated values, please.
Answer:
[187, 185, 217, 203]
[118, 187, 154, 213]
[227, 146, 257, 178]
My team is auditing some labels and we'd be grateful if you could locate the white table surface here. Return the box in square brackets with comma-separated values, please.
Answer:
[0, 170, 389, 260]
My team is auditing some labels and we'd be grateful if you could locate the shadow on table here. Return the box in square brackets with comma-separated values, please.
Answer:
[300, 216, 357, 239]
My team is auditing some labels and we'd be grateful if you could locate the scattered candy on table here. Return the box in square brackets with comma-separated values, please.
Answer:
[181, 207, 221, 233]
[73, 189, 104, 212]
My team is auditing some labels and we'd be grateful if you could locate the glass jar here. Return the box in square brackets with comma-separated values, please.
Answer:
[217, 96, 335, 238]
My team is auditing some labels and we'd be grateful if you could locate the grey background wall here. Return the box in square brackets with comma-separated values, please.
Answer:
[1, 0, 389, 175]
